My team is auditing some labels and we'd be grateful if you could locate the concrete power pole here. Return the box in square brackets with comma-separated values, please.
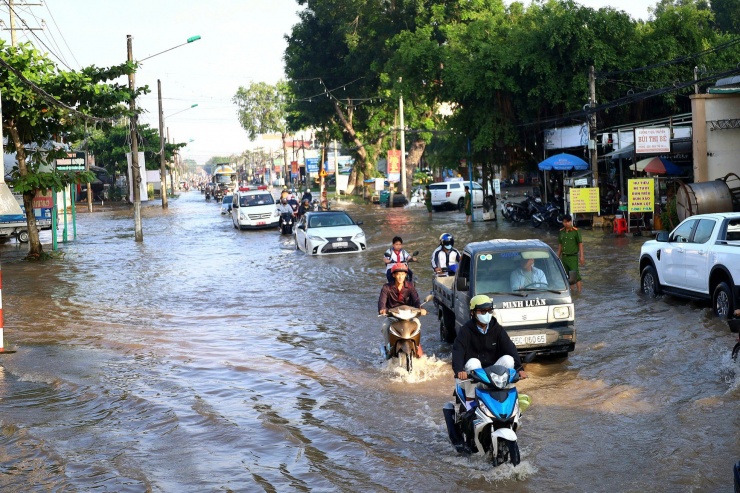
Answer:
[127, 35, 144, 241]
[399, 94, 407, 197]
[158, 79, 168, 208]
[6, 1, 44, 47]
[589, 65, 599, 188]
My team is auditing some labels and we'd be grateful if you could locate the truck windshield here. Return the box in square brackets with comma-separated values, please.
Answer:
[473, 250, 568, 294]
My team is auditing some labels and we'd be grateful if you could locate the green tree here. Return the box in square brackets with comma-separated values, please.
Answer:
[86, 123, 183, 179]
[0, 41, 145, 258]
[233, 81, 292, 183]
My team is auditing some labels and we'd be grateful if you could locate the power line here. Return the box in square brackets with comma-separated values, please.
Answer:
[43, 1, 79, 68]
[3, 0, 72, 70]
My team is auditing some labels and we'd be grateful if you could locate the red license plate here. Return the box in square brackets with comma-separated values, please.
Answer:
[257, 221, 265, 225]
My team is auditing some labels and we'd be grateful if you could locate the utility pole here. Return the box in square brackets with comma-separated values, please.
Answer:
[399, 92, 407, 198]
[168, 128, 175, 197]
[333, 139, 338, 197]
[6, 1, 44, 47]
[158, 79, 168, 208]
[589, 66, 599, 189]
[127, 35, 143, 241]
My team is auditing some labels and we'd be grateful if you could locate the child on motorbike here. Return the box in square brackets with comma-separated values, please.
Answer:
[383, 236, 416, 283]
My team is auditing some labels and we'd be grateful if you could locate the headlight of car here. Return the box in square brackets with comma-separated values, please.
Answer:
[553, 306, 570, 319]
[308, 235, 325, 242]
[352, 232, 365, 240]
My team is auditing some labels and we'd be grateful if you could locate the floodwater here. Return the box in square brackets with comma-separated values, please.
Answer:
[0, 190, 737, 492]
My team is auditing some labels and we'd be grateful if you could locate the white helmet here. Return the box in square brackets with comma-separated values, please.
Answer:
[464, 358, 482, 373]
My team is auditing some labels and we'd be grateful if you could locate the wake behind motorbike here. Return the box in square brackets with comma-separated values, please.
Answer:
[381, 295, 433, 373]
[443, 353, 535, 466]
[278, 212, 294, 235]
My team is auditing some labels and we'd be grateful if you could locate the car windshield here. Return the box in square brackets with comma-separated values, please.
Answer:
[239, 194, 274, 207]
[308, 213, 354, 228]
[473, 249, 568, 294]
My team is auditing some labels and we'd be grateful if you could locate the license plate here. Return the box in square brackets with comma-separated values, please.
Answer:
[257, 221, 265, 225]
[510, 334, 547, 346]
[333, 241, 348, 247]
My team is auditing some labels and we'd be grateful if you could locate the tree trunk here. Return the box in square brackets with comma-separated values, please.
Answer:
[332, 101, 384, 197]
[405, 139, 426, 197]
[8, 126, 42, 258]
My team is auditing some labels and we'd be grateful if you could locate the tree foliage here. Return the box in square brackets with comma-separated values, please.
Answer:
[0, 40, 148, 258]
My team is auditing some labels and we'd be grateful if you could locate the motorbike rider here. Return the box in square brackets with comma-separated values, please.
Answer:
[297, 198, 312, 219]
[383, 236, 416, 283]
[276, 197, 295, 216]
[378, 263, 427, 357]
[452, 295, 526, 380]
[301, 188, 313, 204]
[431, 233, 461, 275]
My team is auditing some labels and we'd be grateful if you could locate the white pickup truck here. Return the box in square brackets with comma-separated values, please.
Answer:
[639, 212, 740, 317]
[429, 181, 489, 211]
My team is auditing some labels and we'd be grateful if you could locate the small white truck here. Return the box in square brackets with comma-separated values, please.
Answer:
[433, 239, 576, 357]
[0, 184, 51, 243]
[639, 212, 740, 318]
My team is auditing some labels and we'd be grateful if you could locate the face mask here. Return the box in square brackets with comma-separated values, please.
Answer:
[476, 312, 492, 324]
[444, 245, 452, 250]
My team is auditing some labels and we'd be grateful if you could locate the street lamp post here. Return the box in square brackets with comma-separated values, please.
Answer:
[127, 34, 201, 238]
[158, 78, 197, 208]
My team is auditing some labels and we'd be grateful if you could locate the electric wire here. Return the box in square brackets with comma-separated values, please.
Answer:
[2, 0, 72, 70]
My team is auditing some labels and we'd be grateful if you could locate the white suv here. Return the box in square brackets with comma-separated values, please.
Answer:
[639, 212, 740, 317]
[429, 181, 487, 211]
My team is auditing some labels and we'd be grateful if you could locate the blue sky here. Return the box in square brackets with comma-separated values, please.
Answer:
[0, 0, 652, 165]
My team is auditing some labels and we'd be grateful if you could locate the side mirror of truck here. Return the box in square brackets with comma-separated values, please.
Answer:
[456, 276, 469, 291]
[655, 231, 669, 242]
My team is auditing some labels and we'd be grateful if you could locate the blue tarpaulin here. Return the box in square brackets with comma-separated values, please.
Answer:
[538, 153, 589, 171]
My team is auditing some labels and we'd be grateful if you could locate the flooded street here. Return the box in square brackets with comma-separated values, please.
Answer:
[0, 190, 737, 492]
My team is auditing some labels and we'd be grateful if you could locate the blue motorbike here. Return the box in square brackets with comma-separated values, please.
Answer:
[443, 354, 534, 466]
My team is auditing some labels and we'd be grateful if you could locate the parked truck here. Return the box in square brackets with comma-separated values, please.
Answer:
[433, 239, 576, 357]
[0, 185, 51, 243]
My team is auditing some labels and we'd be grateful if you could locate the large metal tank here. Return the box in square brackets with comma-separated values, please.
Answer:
[675, 180, 734, 221]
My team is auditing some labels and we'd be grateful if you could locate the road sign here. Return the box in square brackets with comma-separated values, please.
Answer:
[56, 152, 86, 171]
[306, 157, 319, 173]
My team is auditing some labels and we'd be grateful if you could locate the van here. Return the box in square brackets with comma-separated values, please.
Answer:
[231, 187, 279, 230]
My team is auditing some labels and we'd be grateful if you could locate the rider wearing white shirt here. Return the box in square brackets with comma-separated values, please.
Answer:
[431, 233, 461, 274]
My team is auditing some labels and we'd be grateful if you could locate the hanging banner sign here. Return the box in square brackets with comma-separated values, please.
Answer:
[628, 178, 655, 212]
[274, 165, 281, 174]
[291, 161, 299, 174]
[569, 187, 600, 213]
[635, 128, 670, 154]
[387, 150, 401, 174]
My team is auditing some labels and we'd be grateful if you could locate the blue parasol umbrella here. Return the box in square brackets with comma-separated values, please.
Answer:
[538, 153, 589, 171]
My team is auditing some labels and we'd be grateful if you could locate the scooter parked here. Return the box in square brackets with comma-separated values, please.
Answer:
[443, 353, 535, 466]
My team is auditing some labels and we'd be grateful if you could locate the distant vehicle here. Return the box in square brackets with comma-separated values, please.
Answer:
[231, 187, 279, 230]
[294, 210, 366, 255]
[220, 194, 233, 215]
[429, 180, 491, 211]
[212, 164, 238, 193]
[639, 212, 740, 318]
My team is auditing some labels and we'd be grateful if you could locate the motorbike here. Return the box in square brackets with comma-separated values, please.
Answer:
[443, 353, 535, 466]
[380, 295, 433, 373]
[278, 212, 294, 235]
[502, 198, 532, 223]
[531, 201, 562, 228]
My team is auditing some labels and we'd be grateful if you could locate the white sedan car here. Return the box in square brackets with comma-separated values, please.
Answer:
[295, 211, 367, 255]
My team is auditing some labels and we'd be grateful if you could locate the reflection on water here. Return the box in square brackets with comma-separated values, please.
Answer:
[0, 191, 737, 491]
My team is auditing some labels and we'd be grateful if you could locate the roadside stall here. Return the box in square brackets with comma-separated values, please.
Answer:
[537, 153, 591, 223]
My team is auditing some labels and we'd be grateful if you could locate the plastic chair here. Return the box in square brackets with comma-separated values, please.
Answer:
[613, 216, 628, 235]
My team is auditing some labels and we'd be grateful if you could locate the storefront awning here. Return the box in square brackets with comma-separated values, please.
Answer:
[604, 144, 634, 160]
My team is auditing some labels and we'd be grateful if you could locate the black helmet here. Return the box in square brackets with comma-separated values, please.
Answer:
[439, 233, 454, 247]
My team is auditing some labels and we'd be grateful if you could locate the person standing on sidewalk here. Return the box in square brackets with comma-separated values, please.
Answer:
[557, 214, 585, 293]
[424, 185, 432, 218]
[464, 186, 472, 223]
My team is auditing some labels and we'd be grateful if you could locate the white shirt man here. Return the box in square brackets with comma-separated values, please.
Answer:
[510, 258, 547, 290]
[431, 245, 461, 274]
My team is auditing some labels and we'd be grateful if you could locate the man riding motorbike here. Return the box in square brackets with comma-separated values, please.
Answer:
[276, 197, 294, 216]
[431, 233, 461, 275]
[378, 263, 427, 357]
[452, 295, 526, 380]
